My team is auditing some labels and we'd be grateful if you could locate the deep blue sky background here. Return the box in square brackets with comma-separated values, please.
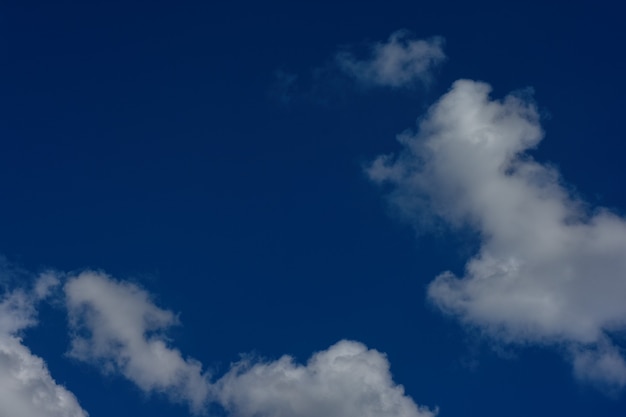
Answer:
[1, 1, 626, 416]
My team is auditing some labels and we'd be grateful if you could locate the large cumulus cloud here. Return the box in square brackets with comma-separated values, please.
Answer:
[369, 79, 626, 388]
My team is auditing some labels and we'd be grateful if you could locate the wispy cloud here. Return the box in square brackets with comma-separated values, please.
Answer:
[268, 69, 300, 105]
[336, 30, 445, 89]
[0, 274, 88, 417]
[368, 79, 626, 389]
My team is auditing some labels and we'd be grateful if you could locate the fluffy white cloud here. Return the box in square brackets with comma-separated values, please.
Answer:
[216, 340, 437, 417]
[369, 79, 626, 388]
[63, 272, 436, 416]
[0, 276, 88, 417]
[336, 30, 445, 88]
[64, 271, 211, 413]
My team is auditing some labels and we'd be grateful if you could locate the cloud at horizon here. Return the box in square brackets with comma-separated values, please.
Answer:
[368, 79, 626, 388]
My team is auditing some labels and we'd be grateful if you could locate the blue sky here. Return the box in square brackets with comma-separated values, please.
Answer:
[1, 1, 626, 416]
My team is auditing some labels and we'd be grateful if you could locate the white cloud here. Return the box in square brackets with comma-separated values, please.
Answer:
[63, 272, 437, 416]
[368, 79, 626, 388]
[216, 340, 437, 417]
[0, 276, 88, 417]
[64, 271, 211, 413]
[336, 30, 445, 88]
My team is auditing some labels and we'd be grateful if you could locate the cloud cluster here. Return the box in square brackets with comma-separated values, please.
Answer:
[0, 275, 88, 417]
[1, 266, 439, 416]
[368, 79, 626, 388]
[62, 271, 435, 416]
[336, 30, 445, 88]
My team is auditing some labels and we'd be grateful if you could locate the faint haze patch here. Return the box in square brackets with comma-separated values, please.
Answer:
[336, 30, 445, 89]
[268, 30, 446, 107]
